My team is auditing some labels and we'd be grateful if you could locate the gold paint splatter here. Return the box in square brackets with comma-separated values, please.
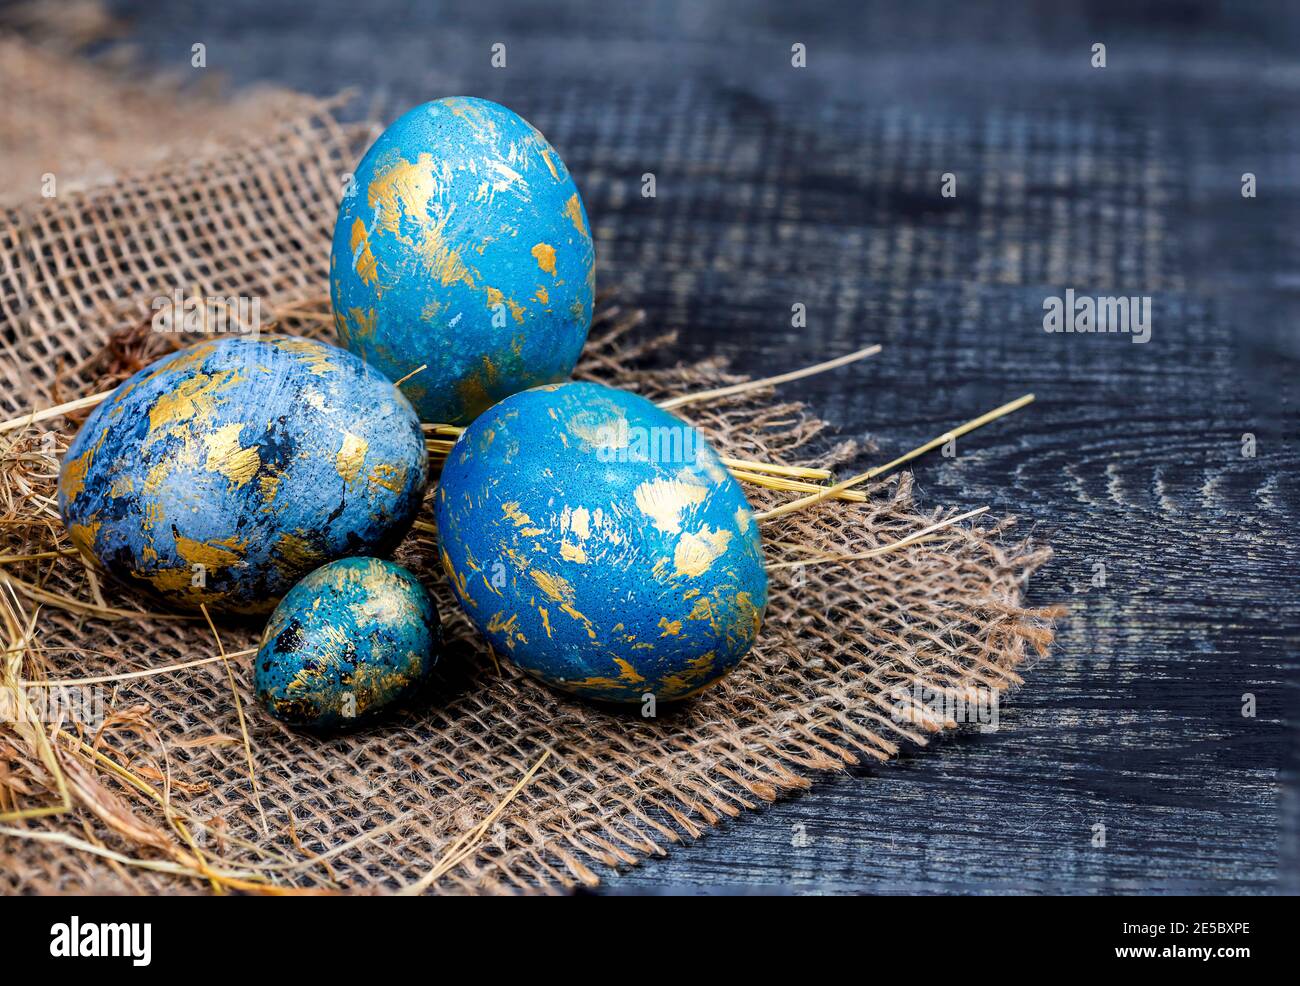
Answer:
[59, 427, 107, 501]
[259, 470, 283, 503]
[368, 155, 475, 289]
[129, 343, 218, 397]
[141, 461, 171, 495]
[567, 506, 591, 540]
[350, 218, 378, 286]
[560, 541, 588, 564]
[141, 501, 165, 531]
[502, 501, 536, 528]
[274, 532, 324, 579]
[561, 603, 597, 639]
[145, 370, 239, 446]
[633, 478, 708, 534]
[68, 521, 101, 558]
[277, 339, 338, 376]
[528, 568, 597, 637]
[174, 534, 245, 569]
[539, 148, 560, 181]
[203, 423, 260, 487]
[531, 242, 557, 276]
[563, 193, 587, 236]
[369, 462, 407, 493]
[732, 590, 763, 641]
[611, 658, 645, 683]
[145, 568, 199, 594]
[335, 432, 368, 485]
[444, 97, 499, 140]
[673, 526, 733, 578]
[440, 546, 475, 606]
[569, 656, 646, 692]
[483, 287, 525, 324]
[487, 610, 520, 638]
[529, 568, 572, 603]
[658, 616, 682, 637]
[661, 652, 721, 699]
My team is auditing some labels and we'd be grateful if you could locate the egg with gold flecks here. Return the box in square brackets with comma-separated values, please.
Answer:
[58, 336, 428, 615]
[435, 380, 767, 703]
[256, 557, 441, 729]
[330, 96, 596, 426]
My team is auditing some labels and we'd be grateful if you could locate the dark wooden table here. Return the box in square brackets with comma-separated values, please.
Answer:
[109, 0, 1296, 894]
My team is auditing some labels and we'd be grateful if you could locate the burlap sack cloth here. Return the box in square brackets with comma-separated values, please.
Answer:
[0, 40, 1057, 893]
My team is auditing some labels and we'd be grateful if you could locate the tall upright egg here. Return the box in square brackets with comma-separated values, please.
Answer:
[331, 97, 595, 425]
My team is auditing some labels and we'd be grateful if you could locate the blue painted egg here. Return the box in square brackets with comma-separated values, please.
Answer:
[435, 381, 767, 703]
[58, 336, 428, 615]
[330, 97, 596, 425]
[256, 557, 440, 729]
